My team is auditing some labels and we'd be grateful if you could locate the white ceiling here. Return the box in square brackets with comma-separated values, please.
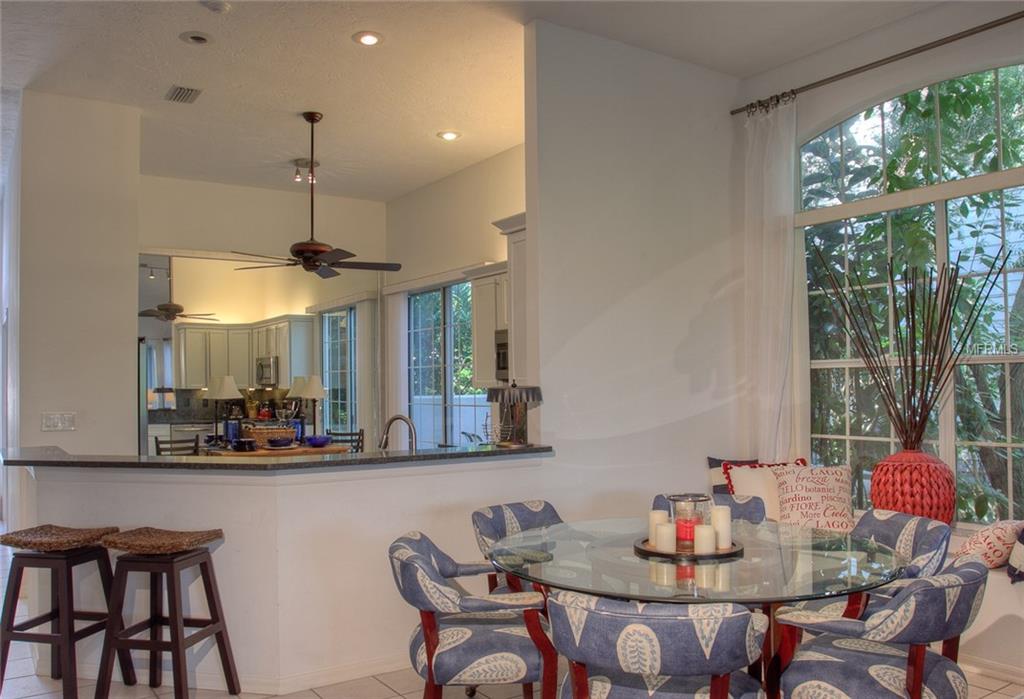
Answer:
[1, 1, 951, 201]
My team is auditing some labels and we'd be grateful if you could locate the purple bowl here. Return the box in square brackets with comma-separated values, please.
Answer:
[305, 435, 331, 448]
[267, 437, 293, 448]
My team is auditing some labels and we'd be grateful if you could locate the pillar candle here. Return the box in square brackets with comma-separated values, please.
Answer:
[649, 562, 673, 586]
[654, 522, 676, 553]
[695, 564, 716, 589]
[711, 505, 732, 550]
[648, 510, 669, 544]
[715, 562, 732, 592]
[694, 524, 716, 555]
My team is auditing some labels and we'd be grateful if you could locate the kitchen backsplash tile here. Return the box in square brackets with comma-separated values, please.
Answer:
[148, 387, 296, 424]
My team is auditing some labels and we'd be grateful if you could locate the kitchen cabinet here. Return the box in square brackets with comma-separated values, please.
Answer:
[227, 329, 252, 389]
[179, 328, 209, 389]
[470, 273, 507, 389]
[208, 329, 229, 382]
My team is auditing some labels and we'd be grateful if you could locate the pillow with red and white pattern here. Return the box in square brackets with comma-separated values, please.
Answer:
[721, 458, 807, 493]
[1008, 528, 1024, 584]
[954, 520, 1024, 568]
[721, 458, 808, 522]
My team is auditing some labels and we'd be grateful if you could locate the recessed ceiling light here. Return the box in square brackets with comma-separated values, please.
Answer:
[352, 31, 383, 47]
[179, 31, 212, 46]
[437, 130, 462, 142]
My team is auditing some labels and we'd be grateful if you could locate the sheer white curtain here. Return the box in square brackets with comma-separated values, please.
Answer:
[742, 101, 806, 461]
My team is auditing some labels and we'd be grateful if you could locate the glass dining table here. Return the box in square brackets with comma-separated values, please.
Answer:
[487, 517, 907, 698]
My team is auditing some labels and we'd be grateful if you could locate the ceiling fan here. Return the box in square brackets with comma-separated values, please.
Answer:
[232, 111, 401, 280]
[138, 303, 219, 322]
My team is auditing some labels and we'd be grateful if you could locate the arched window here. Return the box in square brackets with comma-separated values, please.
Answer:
[801, 63, 1024, 524]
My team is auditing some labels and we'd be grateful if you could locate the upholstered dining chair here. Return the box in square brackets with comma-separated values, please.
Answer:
[776, 555, 987, 699]
[472, 500, 564, 592]
[388, 532, 558, 699]
[784, 508, 951, 619]
[547, 590, 768, 699]
[652, 493, 767, 524]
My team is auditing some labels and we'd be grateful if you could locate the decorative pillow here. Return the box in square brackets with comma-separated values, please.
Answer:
[773, 465, 854, 533]
[721, 459, 807, 522]
[707, 456, 757, 494]
[953, 520, 1024, 568]
[1009, 528, 1024, 583]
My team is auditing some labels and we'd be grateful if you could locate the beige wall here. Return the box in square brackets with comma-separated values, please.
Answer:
[17, 91, 140, 454]
[385, 144, 524, 286]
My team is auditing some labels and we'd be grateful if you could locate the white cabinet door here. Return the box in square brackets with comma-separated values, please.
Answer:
[287, 320, 314, 387]
[207, 329, 229, 383]
[227, 329, 252, 388]
[275, 322, 291, 387]
[471, 275, 500, 389]
[181, 328, 209, 389]
[496, 274, 509, 331]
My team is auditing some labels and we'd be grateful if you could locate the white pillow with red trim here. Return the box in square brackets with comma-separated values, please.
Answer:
[721, 459, 807, 522]
[953, 520, 1024, 568]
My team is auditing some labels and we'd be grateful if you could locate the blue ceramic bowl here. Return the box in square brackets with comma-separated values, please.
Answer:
[267, 437, 293, 448]
[305, 435, 331, 448]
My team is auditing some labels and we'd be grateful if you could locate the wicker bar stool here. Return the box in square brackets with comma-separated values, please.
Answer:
[94, 527, 240, 699]
[0, 525, 136, 699]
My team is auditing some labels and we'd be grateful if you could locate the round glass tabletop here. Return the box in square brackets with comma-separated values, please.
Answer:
[488, 517, 906, 605]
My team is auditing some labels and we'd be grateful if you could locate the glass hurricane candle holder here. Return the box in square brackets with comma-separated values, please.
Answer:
[668, 493, 712, 549]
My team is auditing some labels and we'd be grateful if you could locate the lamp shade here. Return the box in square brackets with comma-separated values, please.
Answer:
[301, 374, 326, 400]
[486, 384, 542, 405]
[287, 376, 307, 399]
[207, 375, 242, 400]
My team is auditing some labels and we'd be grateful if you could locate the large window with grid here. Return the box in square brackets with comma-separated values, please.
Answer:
[408, 282, 488, 448]
[322, 308, 356, 433]
[803, 62, 1024, 524]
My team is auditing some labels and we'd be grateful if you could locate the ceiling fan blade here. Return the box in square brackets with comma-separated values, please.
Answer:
[138, 309, 162, 318]
[235, 264, 294, 271]
[315, 265, 340, 279]
[181, 314, 221, 321]
[231, 250, 294, 262]
[330, 261, 402, 272]
[316, 248, 356, 264]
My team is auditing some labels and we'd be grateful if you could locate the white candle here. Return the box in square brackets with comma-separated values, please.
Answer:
[715, 562, 732, 592]
[649, 561, 673, 586]
[648, 510, 669, 545]
[694, 524, 716, 555]
[711, 505, 732, 550]
[654, 522, 676, 553]
[695, 564, 716, 589]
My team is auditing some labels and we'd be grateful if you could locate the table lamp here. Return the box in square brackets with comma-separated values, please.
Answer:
[486, 382, 542, 447]
[296, 375, 326, 435]
[207, 375, 242, 441]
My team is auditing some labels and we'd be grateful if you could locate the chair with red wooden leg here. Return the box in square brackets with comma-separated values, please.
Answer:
[777, 555, 988, 699]
[93, 527, 240, 699]
[547, 590, 768, 699]
[388, 532, 558, 699]
[0, 525, 136, 699]
[471, 501, 563, 593]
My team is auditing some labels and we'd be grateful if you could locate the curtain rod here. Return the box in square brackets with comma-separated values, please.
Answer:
[730, 9, 1024, 116]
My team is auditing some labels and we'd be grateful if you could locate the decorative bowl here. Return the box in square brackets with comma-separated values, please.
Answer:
[267, 437, 294, 448]
[305, 435, 331, 448]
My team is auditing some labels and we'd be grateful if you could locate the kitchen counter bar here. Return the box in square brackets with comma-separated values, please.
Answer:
[1, 444, 553, 472]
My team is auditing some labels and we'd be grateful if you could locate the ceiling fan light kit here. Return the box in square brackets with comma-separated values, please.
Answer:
[233, 111, 401, 280]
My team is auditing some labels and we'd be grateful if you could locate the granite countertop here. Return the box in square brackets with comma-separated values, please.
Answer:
[0, 444, 554, 473]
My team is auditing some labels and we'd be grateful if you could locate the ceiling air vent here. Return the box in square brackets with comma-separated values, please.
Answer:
[164, 85, 202, 104]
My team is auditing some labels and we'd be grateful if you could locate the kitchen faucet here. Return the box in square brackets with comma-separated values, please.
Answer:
[378, 414, 417, 453]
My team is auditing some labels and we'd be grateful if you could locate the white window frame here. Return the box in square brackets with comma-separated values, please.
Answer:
[320, 306, 357, 434]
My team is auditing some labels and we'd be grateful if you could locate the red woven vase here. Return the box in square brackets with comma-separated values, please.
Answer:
[870, 450, 955, 524]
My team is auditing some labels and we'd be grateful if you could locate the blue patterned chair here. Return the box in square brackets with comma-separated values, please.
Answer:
[652, 493, 766, 524]
[472, 500, 564, 592]
[785, 508, 952, 619]
[547, 590, 768, 699]
[777, 556, 988, 699]
[389, 532, 559, 699]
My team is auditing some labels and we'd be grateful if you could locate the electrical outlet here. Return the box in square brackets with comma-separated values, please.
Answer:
[41, 412, 77, 432]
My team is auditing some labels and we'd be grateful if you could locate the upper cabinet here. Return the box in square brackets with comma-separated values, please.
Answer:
[174, 316, 313, 389]
[469, 271, 508, 389]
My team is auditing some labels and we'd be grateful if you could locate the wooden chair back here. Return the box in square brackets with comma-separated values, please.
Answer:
[154, 435, 200, 456]
[327, 429, 364, 452]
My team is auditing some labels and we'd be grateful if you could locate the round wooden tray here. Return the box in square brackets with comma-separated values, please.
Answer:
[634, 538, 744, 562]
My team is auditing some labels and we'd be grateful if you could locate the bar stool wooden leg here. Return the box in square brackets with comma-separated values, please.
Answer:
[165, 566, 189, 699]
[0, 558, 26, 689]
[50, 568, 61, 680]
[54, 558, 79, 699]
[199, 555, 240, 694]
[94, 550, 136, 687]
[94, 560, 130, 699]
[149, 571, 163, 688]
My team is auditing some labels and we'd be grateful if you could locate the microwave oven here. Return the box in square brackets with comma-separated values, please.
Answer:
[255, 356, 279, 387]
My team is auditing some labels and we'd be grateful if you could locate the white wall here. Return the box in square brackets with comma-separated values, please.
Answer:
[17, 91, 140, 455]
[385, 144, 524, 286]
[526, 21, 746, 519]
